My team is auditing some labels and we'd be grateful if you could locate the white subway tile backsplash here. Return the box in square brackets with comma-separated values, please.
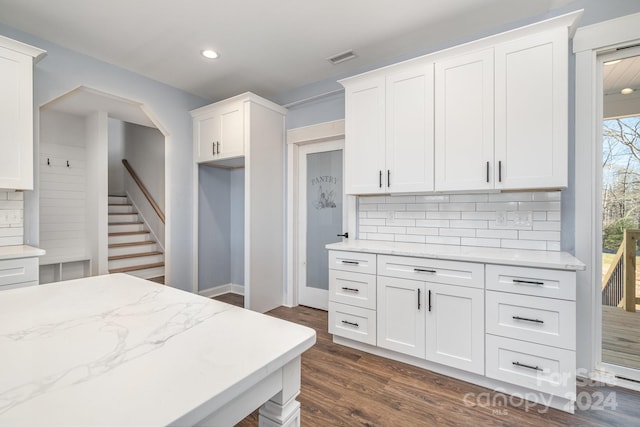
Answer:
[358, 191, 561, 251]
[416, 219, 450, 228]
[0, 191, 24, 247]
[440, 228, 476, 237]
[461, 237, 501, 248]
[426, 211, 461, 220]
[450, 220, 488, 229]
[425, 236, 461, 245]
[396, 234, 426, 243]
[367, 233, 395, 242]
[450, 194, 489, 203]
[406, 227, 439, 236]
[360, 196, 386, 204]
[386, 195, 416, 203]
[439, 202, 476, 212]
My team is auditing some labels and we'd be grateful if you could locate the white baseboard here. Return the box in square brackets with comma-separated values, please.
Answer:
[198, 283, 245, 298]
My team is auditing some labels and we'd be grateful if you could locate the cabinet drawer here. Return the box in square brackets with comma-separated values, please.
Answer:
[486, 264, 575, 300]
[329, 270, 376, 310]
[328, 301, 376, 346]
[378, 255, 483, 288]
[329, 251, 377, 274]
[486, 291, 575, 350]
[0, 257, 38, 289]
[486, 335, 575, 398]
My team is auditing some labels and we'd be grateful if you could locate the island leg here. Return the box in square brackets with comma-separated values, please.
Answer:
[258, 356, 302, 427]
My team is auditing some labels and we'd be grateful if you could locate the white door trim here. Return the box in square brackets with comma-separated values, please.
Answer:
[574, 12, 640, 378]
[285, 119, 356, 307]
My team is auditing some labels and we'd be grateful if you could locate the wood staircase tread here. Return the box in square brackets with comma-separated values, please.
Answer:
[108, 241, 156, 248]
[109, 262, 164, 274]
[108, 194, 127, 197]
[108, 231, 150, 236]
[108, 222, 144, 226]
[109, 212, 139, 215]
[108, 251, 163, 261]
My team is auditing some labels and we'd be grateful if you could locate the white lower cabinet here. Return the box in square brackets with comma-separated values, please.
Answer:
[377, 276, 425, 358]
[0, 257, 39, 290]
[426, 283, 484, 374]
[327, 249, 579, 410]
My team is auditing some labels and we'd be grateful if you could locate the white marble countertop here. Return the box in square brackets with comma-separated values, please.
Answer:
[0, 274, 316, 426]
[327, 240, 585, 271]
[0, 245, 45, 260]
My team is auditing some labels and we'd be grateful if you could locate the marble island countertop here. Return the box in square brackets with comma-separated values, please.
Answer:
[0, 245, 45, 260]
[0, 274, 316, 426]
[327, 240, 585, 271]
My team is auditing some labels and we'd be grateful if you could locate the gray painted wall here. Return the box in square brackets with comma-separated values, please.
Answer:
[0, 23, 210, 291]
[107, 119, 125, 195]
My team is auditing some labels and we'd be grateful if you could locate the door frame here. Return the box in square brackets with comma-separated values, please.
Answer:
[574, 11, 640, 389]
[285, 119, 357, 307]
[297, 140, 345, 310]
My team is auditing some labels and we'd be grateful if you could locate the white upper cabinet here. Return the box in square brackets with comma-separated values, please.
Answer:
[342, 62, 435, 195]
[494, 28, 568, 189]
[194, 99, 244, 164]
[435, 50, 494, 191]
[344, 76, 386, 194]
[341, 12, 577, 195]
[386, 64, 434, 193]
[0, 36, 45, 190]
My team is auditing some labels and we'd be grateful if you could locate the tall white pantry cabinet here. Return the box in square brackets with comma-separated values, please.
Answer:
[192, 92, 287, 313]
[0, 35, 45, 190]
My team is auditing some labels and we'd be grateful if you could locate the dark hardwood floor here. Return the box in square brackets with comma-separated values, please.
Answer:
[213, 293, 640, 426]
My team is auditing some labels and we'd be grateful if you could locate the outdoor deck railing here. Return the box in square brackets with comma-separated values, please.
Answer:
[602, 229, 640, 312]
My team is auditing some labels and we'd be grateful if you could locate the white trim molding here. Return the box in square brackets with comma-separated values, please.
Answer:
[285, 120, 357, 307]
[573, 12, 640, 377]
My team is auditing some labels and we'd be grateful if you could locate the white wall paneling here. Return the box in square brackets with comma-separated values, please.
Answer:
[0, 191, 24, 246]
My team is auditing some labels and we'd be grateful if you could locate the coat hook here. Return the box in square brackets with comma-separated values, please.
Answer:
[66, 160, 70, 168]
[47, 158, 50, 166]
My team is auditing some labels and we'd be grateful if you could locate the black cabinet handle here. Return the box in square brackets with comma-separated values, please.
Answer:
[428, 289, 432, 312]
[379, 170, 382, 188]
[387, 170, 391, 187]
[418, 288, 421, 310]
[414, 268, 436, 273]
[341, 260, 359, 265]
[341, 287, 359, 293]
[512, 315, 544, 324]
[212, 141, 216, 156]
[486, 161, 490, 183]
[337, 232, 349, 238]
[498, 160, 502, 182]
[512, 361, 542, 371]
[216, 141, 220, 154]
[341, 320, 359, 328]
[512, 279, 544, 286]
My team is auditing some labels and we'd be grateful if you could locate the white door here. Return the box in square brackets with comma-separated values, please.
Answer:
[425, 282, 484, 374]
[344, 77, 386, 194]
[377, 276, 426, 358]
[435, 49, 494, 191]
[298, 140, 346, 310]
[386, 63, 435, 193]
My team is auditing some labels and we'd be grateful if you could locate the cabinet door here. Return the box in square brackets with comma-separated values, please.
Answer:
[386, 63, 435, 193]
[0, 46, 33, 190]
[217, 100, 244, 160]
[377, 276, 425, 358]
[195, 114, 218, 163]
[425, 282, 484, 374]
[344, 77, 386, 194]
[494, 29, 567, 189]
[435, 49, 494, 191]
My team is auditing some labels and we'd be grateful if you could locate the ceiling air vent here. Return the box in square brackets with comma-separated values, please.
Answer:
[327, 50, 357, 65]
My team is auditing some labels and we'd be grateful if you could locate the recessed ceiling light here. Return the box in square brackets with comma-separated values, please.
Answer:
[604, 59, 622, 66]
[621, 87, 634, 95]
[201, 49, 219, 59]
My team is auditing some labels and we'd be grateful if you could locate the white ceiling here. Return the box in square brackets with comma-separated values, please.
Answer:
[0, 0, 576, 103]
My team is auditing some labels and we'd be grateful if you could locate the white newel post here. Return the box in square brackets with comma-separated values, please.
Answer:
[258, 356, 302, 427]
